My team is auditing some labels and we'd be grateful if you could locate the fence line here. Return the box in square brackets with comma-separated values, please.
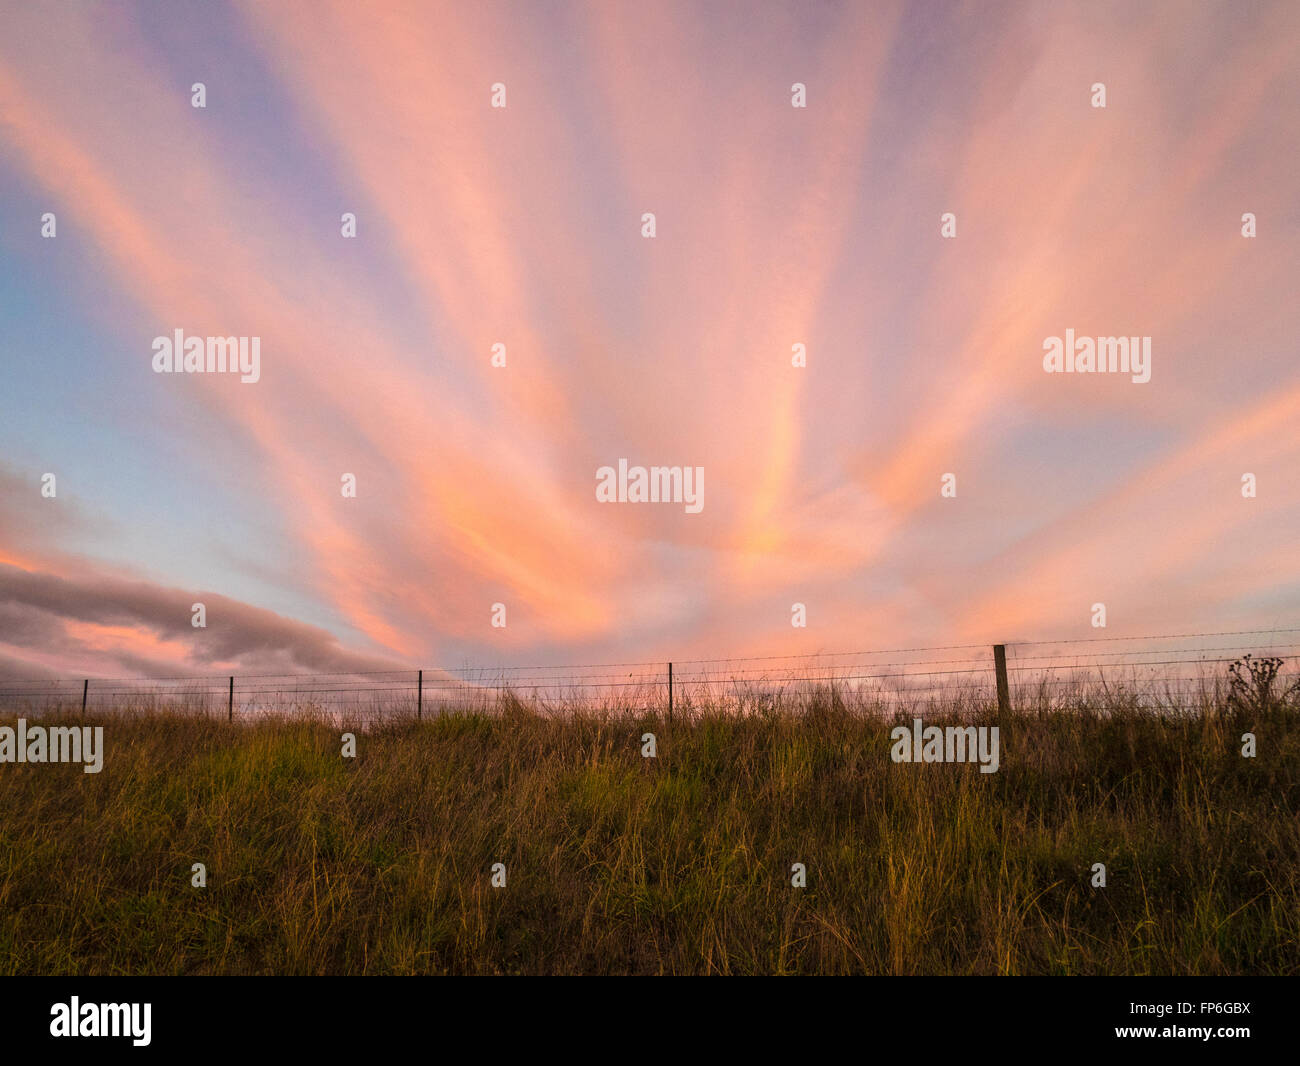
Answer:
[0, 628, 1295, 722]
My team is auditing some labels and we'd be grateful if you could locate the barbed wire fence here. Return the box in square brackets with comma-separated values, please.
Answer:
[0, 627, 1296, 724]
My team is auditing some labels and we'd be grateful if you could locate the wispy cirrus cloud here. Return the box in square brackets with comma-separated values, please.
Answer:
[0, 0, 1297, 678]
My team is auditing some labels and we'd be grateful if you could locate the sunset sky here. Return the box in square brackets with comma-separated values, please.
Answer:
[1, 0, 1298, 681]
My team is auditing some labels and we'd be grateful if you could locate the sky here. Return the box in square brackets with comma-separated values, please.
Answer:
[1, 0, 1298, 682]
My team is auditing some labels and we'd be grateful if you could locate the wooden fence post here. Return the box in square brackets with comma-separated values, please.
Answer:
[993, 644, 1010, 719]
[417, 669, 423, 720]
[228, 676, 234, 722]
[668, 662, 673, 722]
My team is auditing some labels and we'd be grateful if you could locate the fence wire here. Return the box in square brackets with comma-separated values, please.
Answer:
[0, 628, 1295, 723]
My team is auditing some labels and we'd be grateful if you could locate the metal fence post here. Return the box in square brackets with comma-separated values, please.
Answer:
[81, 678, 88, 714]
[993, 644, 1010, 719]
[417, 669, 423, 720]
[228, 676, 234, 722]
[668, 662, 673, 722]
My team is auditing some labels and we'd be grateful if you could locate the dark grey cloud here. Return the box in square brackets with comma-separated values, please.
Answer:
[0, 562, 407, 680]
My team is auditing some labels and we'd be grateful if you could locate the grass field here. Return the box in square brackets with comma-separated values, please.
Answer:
[1, 690, 1297, 975]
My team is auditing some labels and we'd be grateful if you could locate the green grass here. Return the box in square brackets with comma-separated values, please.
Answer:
[0, 698, 1296, 974]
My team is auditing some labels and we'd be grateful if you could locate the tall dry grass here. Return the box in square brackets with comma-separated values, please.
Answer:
[0, 687, 1296, 974]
